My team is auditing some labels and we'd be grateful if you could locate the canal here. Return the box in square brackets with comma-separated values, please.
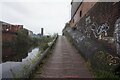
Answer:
[1, 35, 57, 79]
[2, 45, 36, 62]
[1, 45, 42, 78]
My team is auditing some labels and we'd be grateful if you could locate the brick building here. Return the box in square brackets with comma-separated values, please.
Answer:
[70, 1, 96, 28]
[65, 0, 120, 57]
[70, 1, 120, 39]
[1, 21, 23, 43]
[62, 0, 120, 73]
[2, 22, 23, 33]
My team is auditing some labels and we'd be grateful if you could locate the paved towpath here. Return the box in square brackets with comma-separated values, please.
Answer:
[33, 36, 93, 78]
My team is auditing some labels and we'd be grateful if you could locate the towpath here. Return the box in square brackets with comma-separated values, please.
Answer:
[33, 36, 93, 78]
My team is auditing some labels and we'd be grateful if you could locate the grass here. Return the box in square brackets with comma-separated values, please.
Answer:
[85, 51, 120, 79]
[65, 34, 120, 79]
[29, 48, 54, 79]
[95, 70, 120, 78]
[29, 36, 57, 79]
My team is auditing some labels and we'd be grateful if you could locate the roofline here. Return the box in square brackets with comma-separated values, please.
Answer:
[71, 2, 83, 20]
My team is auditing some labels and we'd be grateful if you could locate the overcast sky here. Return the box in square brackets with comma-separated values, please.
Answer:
[0, 0, 71, 35]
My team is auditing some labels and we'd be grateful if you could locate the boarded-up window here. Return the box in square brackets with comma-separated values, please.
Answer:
[80, 11, 82, 17]
[73, 19, 74, 23]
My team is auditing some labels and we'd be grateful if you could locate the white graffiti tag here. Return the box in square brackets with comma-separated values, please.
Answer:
[115, 18, 120, 55]
[91, 23, 109, 39]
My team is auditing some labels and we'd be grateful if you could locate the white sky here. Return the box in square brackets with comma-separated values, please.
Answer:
[0, 0, 71, 35]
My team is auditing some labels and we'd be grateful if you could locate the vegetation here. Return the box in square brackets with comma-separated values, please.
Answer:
[3, 28, 57, 62]
[16, 29, 55, 47]
[38, 36, 53, 52]
[95, 70, 119, 78]
[16, 29, 33, 46]
[86, 51, 120, 78]
[30, 37, 57, 79]
[63, 30, 120, 78]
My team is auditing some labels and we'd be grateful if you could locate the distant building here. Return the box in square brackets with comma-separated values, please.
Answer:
[31, 33, 42, 38]
[32, 28, 44, 38]
[37, 34, 43, 37]
[2, 22, 23, 33]
[1, 21, 23, 43]
[32, 34, 38, 38]
[28, 30, 33, 37]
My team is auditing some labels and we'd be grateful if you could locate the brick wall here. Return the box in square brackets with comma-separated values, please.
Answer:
[71, 2, 120, 38]
[2, 24, 23, 33]
[2, 32, 17, 43]
[63, 2, 120, 74]
[70, 2, 96, 27]
[2, 21, 23, 43]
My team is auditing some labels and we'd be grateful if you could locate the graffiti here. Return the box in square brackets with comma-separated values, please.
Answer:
[97, 23, 109, 39]
[85, 16, 109, 39]
[85, 26, 92, 38]
[91, 22, 99, 38]
[107, 54, 120, 66]
[78, 36, 85, 41]
[85, 20, 109, 39]
[114, 18, 120, 55]
[85, 16, 93, 38]
[85, 16, 91, 26]
[90, 23, 109, 39]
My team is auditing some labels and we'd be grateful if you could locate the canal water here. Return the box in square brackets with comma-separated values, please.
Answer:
[1, 46, 41, 78]
[2, 46, 35, 62]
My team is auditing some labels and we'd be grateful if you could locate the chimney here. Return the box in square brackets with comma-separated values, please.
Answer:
[41, 28, 43, 36]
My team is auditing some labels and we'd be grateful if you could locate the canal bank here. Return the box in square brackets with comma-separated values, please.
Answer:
[32, 36, 93, 78]
[1, 35, 58, 79]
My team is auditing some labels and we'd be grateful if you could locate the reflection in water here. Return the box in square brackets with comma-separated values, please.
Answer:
[1, 42, 41, 78]
[2, 45, 33, 62]
[1, 48, 40, 78]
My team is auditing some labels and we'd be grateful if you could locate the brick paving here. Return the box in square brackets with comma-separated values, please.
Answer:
[33, 36, 93, 78]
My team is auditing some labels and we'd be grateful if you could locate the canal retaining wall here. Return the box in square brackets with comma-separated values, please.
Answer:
[63, 2, 120, 76]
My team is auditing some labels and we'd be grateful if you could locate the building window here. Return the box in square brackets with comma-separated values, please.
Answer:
[80, 11, 82, 17]
[73, 19, 74, 23]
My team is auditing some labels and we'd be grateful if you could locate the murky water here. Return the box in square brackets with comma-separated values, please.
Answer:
[1, 46, 41, 78]
[2, 45, 34, 62]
